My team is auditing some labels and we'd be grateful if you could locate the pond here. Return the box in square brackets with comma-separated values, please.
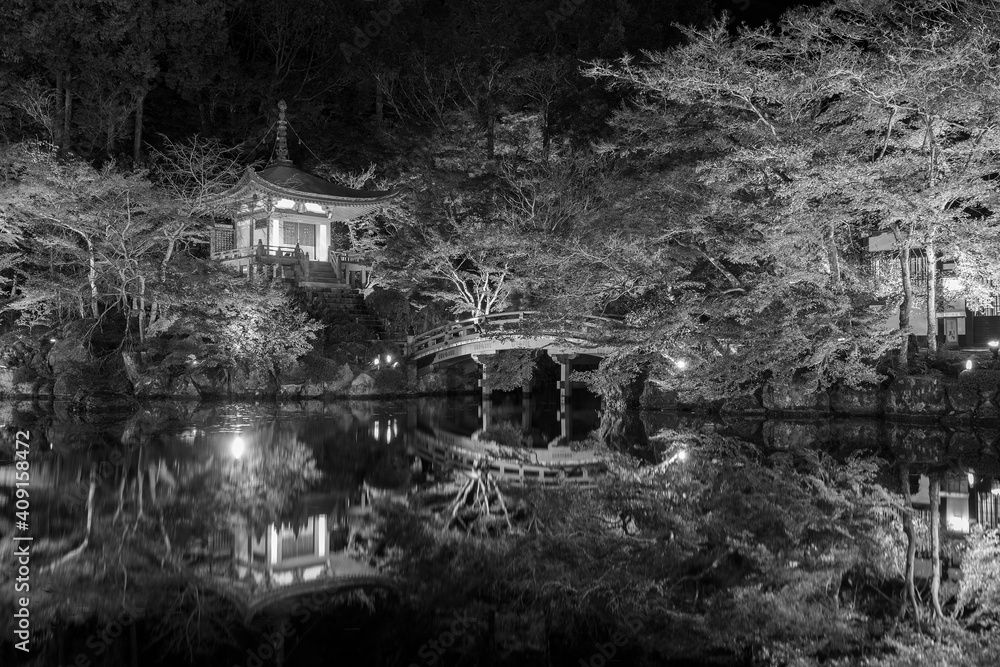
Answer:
[2, 391, 1000, 666]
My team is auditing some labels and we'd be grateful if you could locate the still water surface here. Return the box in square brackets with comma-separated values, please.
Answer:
[2, 391, 1000, 664]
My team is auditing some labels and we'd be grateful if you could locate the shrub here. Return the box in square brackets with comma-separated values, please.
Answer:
[479, 421, 531, 448]
[365, 288, 411, 334]
[955, 369, 1000, 393]
[483, 349, 536, 391]
[954, 527, 1000, 625]
[374, 367, 407, 393]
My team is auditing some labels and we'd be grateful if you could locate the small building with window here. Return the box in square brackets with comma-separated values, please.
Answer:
[209, 100, 398, 287]
[868, 232, 983, 348]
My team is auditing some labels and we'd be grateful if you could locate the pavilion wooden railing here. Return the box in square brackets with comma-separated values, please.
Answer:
[212, 244, 313, 281]
[330, 249, 373, 288]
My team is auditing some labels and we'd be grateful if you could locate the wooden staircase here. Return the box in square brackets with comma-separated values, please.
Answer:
[296, 260, 342, 290]
[293, 261, 385, 336]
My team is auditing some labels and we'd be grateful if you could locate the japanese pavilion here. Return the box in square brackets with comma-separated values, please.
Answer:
[209, 100, 398, 286]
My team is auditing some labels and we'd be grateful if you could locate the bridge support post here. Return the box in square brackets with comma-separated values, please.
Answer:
[473, 353, 492, 401]
[472, 354, 494, 431]
[553, 353, 577, 409]
[480, 397, 493, 431]
[521, 395, 533, 432]
[553, 353, 578, 442]
[559, 408, 572, 442]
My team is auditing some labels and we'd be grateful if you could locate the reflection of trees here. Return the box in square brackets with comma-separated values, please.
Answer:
[0, 411, 325, 656]
[382, 430, 907, 663]
[211, 422, 323, 530]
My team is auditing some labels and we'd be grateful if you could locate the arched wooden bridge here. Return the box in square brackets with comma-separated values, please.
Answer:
[406, 311, 619, 368]
[409, 428, 602, 487]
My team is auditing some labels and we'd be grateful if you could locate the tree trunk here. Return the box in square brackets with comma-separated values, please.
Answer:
[160, 237, 176, 283]
[137, 276, 146, 343]
[374, 77, 384, 126]
[826, 219, 841, 290]
[136, 444, 144, 519]
[133, 92, 145, 163]
[62, 73, 72, 154]
[926, 238, 938, 355]
[485, 96, 496, 160]
[56, 72, 65, 149]
[929, 472, 944, 619]
[87, 238, 99, 319]
[106, 115, 116, 156]
[898, 463, 921, 626]
[893, 222, 912, 365]
[541, 101, 551, 163]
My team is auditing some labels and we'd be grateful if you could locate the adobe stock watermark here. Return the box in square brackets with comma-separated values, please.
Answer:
[61, 601, 145, 667]
[546, 0, 589, 29]
[239, 587, 384, 667]
[578, 605, 655, 667]
[340, 0, 419, 64]
[409, 610, 477, 667]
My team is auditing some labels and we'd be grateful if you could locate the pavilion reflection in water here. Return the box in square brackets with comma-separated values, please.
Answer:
[232, 485, 384, 587]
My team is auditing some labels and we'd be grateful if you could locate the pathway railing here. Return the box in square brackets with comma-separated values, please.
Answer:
[406, 311, 620, 361]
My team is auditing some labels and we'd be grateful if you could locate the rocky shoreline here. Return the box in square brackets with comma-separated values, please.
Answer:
[642, 370, 1000, 424]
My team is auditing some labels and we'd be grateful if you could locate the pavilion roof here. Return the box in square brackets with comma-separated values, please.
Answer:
[211, 100, 399, 220]
[212, 164, 399, 221]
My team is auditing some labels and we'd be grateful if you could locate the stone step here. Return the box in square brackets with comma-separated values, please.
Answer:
[298, 281, 349, 289]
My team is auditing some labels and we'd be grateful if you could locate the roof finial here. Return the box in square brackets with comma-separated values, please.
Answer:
[275, 100, 292, 165]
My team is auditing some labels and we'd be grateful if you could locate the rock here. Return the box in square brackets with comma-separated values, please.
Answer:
[829, 420, 883, 456]
[762, 420, 832, 449]
[885, 422, 948, 457]
[975, 389, 1000, 421]
[947, 430, 982, 459]
[762, 372, 829, 413]
[885, 376, 948, 418]
[416, 371, 445, 394]
[327, 363, 355, 393]
[719, 392, 764, 415]
[639, 380, 678, 411]
[301, 382, 325, 398]
[48, 335, 96, 398]
[829, 383, 883, 417]
[0, 368, 16, 396]
[349, 372, 375, 395]
[279, 383, 304, 398]
[945, 383, 979, 420]
[167, 375, 201, 399]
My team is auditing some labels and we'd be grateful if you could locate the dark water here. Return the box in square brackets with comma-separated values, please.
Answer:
[2, 392, 1000, 666]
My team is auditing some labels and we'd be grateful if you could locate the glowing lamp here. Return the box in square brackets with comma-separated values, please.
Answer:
[231, 436, 245, 459]
[990, 341, 999, 349]
[991, 479, 1000, 495]
[374, 357, 380, 365]
[967, 359, 973, 371]
[676, 359, 688, 370]
[676, 449, 688, 462]
[968, 472, 975, 486]
[386, 354, 393, 363]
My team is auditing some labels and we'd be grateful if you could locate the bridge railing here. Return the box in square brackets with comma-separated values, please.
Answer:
[406, 311, 621, 360]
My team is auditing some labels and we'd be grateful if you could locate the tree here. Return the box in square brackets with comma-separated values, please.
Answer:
[373, 186, 530, 318]
[1, 0, 230, 160]
[583, 0, 1000, 393]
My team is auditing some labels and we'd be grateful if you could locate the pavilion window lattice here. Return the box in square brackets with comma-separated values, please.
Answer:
[212, 226, 235, 253]
[979, 492, 1000, 530]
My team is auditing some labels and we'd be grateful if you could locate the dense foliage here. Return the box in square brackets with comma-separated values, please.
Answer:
[378, 430, 923, 664]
